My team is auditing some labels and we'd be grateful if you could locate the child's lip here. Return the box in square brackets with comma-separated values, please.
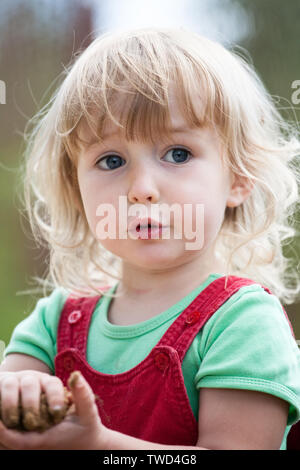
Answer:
[128, 217, 163, 232]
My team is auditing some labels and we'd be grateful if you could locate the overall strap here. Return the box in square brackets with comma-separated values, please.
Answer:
[56, 286, 111, 356]
[157, 276, 294, 362]
[56, 277, 294, 361]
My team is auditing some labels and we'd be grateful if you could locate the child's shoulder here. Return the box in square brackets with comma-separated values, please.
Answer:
[40, 285, 111, 321]
[24, 287, 70, 335]
[35, 286, 70, 315]
[204, 278, 294, 341]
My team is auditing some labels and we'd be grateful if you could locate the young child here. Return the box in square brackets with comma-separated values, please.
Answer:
[1, 27, 300, 450]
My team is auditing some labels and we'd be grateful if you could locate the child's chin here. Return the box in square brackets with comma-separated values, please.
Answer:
[131, 246, 187, 267]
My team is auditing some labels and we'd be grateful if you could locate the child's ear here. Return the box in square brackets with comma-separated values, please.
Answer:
[226, 174, 254, 208]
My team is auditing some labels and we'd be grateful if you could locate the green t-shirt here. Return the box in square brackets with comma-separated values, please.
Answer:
[4, 273, 300, 449]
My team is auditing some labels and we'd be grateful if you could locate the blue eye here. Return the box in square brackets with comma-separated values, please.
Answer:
[96, 155, 125, 171]
[96, 147, 191, 171]
[163, 148, 191, 164]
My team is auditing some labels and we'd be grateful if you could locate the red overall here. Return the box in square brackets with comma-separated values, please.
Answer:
[54, 275, 299, 449]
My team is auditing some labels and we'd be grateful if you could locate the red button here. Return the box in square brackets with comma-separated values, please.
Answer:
[185, 310, 201, 325]
[68, 310, 82, 324]
[154, 352, 170, 372]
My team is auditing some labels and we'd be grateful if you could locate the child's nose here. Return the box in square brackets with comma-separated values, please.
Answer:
[127, 172, 160, 205]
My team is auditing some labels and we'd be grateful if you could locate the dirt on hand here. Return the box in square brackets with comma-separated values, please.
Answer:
[0, 378, 75, 432]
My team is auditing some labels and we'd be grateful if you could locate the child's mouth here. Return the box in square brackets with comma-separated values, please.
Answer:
[136, 223, 163, 238]
[136, 223, 157, 231]
[128, 217, 168, 239]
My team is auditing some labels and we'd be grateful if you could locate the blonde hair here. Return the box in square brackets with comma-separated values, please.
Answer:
[20, 27, 300, 304]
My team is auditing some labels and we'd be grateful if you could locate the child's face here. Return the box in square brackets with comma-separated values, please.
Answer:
[76, 99, 246, 273]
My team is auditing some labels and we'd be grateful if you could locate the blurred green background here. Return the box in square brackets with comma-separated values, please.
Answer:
[0, 0, 299, 357]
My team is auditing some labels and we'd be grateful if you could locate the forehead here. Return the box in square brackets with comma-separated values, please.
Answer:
[77, 89, 208, 146]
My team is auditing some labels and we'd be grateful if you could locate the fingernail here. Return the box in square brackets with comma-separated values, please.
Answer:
[68, 370, 82, 389]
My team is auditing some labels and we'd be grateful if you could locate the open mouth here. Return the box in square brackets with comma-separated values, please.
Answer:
[128, 217, 165, 239]
[136, 223, 160, 232]
[136, 224, 163, 239]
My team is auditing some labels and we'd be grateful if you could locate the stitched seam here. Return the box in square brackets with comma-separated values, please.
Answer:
[175, 282, 258, 359]
[197, 376, 300, 406]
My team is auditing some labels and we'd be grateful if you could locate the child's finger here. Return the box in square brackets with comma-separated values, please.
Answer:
[0, 420, 22, 449]
[19, 374, 42, 430]
[20, 374, 41, 411]
[68, 371, 99, 427]
[1, 374, 20, 428]
[40, 375, 65, 411]
[0, 420, 42, 450]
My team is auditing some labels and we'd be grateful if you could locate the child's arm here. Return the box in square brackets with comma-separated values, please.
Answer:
[101, 387, 288, 450]
[0, 372, 289, 450]
[0, 353, 51, 373]
[196, 388, 289, 450]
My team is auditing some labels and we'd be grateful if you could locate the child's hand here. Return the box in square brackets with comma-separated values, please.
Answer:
[0, 370, 68, 431]
[0, 371, 108, 449]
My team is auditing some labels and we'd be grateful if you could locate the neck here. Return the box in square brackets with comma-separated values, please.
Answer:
[117, 249, 226, 300]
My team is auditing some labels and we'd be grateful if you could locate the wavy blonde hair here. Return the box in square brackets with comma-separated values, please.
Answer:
[20, 27, 300, 304]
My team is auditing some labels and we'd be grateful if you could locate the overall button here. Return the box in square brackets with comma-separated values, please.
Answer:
[185, 310, 201, 325]
[68, 310, 82, 324]
[154, 352, 170, 372]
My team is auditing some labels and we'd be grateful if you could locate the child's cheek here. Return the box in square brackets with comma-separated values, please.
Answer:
[177, 191, 227, 249]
